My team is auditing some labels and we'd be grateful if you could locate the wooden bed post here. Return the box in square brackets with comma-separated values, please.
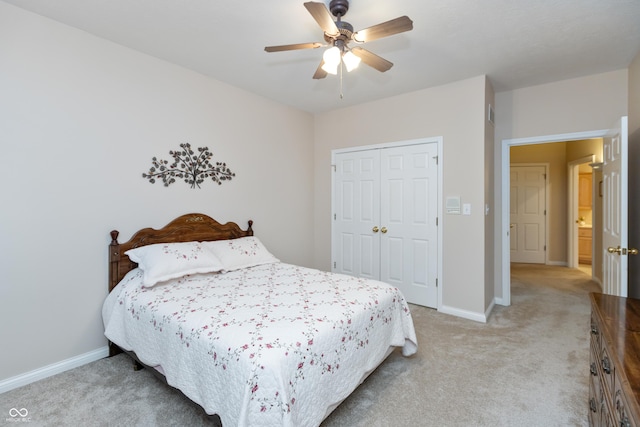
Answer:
[108, 230, 123, 357]
[109, 230, 121, 293]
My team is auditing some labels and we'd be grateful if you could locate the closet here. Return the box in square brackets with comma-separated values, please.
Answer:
[331, 141, 439, 308]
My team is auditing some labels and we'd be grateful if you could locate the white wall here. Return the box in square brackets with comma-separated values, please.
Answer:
[313, 76, 491, 319]
[0, 3, 315, 382]
[494, 70, 629, 300]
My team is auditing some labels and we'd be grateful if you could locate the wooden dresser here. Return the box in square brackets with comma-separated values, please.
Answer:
[589, 293, 640, 426]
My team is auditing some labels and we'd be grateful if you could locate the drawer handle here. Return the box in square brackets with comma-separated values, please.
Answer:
[620, 416, 630, 427]
[590, 397, 597, 413]
[590, 362, 597, 376]
[591, 325, 598, 335]
[602, 356, 611, 374]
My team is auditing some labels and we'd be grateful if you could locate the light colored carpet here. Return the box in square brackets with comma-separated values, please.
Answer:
[0, 264, 599, 426]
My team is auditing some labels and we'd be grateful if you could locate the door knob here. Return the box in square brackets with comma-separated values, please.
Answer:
[629, 248, 639, 255]
[381, 227, 388, 234]
[372, 226, 379, 233]
[608, 246, 622, 255]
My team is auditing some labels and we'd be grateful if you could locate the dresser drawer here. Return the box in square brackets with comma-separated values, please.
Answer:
[614, 372, 637, 427]
[590, 365, 611, 426]
[590, 312, 601, 347]
[589, 374, 602, 426]
[591, 345, 616, 426]
[599, 344, 615, 396]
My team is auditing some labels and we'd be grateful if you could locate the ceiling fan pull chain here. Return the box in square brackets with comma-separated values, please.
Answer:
[339, 60, 344, 99]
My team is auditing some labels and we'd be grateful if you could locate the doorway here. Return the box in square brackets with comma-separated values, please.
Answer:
[500, 130, 609, 306]
[567, 156, 597, 278]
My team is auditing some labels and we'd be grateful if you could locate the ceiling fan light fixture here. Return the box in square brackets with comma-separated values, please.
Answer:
[323, 46, 341, 65]
[264, 1, 414, 80]
[321, 46, 341, 74]
[342, 50, 361, 72]
[321, 61, 339, 75]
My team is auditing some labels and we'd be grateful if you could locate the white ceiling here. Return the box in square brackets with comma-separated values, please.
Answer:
[4, 0, 640, 113]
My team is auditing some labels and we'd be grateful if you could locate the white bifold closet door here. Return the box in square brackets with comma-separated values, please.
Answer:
[333, 143, 438, 308]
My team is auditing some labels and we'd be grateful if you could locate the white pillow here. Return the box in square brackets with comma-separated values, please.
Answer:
[205, 236, 279, 272]
[125, 241, 224, 287]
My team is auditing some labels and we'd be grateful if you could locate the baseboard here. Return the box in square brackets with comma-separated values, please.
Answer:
[0, 346, 109, 394]
[494, 297, 507, 306]
[484, 298, 496, 320]
[439, 304, 487, 323]
[547, 261, 568, 266]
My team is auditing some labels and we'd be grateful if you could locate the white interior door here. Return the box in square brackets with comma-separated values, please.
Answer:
[509, 165, 546, 264]
[333, 150, 380, 280]
[333, 142, 439, 308]
[379, 144, 438, 307]
[602, 116, 628, 296]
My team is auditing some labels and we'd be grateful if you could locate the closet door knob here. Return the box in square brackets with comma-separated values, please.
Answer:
[381, 227, 388, 234]
[372, 226, 379, 233]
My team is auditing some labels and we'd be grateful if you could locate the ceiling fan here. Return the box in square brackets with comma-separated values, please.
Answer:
[264, 0, 413, 79]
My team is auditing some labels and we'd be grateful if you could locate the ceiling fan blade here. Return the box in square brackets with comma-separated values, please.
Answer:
[351, 47, 393, 72]
[313, 60, 328, 79]
[352, 16, 413, 43]
[304, 2, 340, 37]
[265, 42, 324, 53]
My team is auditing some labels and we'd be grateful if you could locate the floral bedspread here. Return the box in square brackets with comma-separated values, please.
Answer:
[103, 263, 417, 427]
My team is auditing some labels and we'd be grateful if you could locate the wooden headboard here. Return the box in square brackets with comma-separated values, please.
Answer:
[109, 213, 253, 292]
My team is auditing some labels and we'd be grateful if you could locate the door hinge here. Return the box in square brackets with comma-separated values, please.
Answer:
[331, 164, 336, 172]
[433, 155, 438, 165]
[334, 213, 336, 220]
[436, 217, 438, 226]
[544, 245, 547, 251]
[333, 261, 336, 269]
[436, 278, 438, 288]
[543, 173, 547, 180]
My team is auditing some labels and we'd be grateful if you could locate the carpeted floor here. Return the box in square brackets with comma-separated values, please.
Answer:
[1, 263, 599, 426]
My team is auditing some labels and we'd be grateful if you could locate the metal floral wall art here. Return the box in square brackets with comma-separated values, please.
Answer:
[142, 143, 235, 189]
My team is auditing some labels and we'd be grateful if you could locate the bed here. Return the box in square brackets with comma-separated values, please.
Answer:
[103, 213, 418, 427]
